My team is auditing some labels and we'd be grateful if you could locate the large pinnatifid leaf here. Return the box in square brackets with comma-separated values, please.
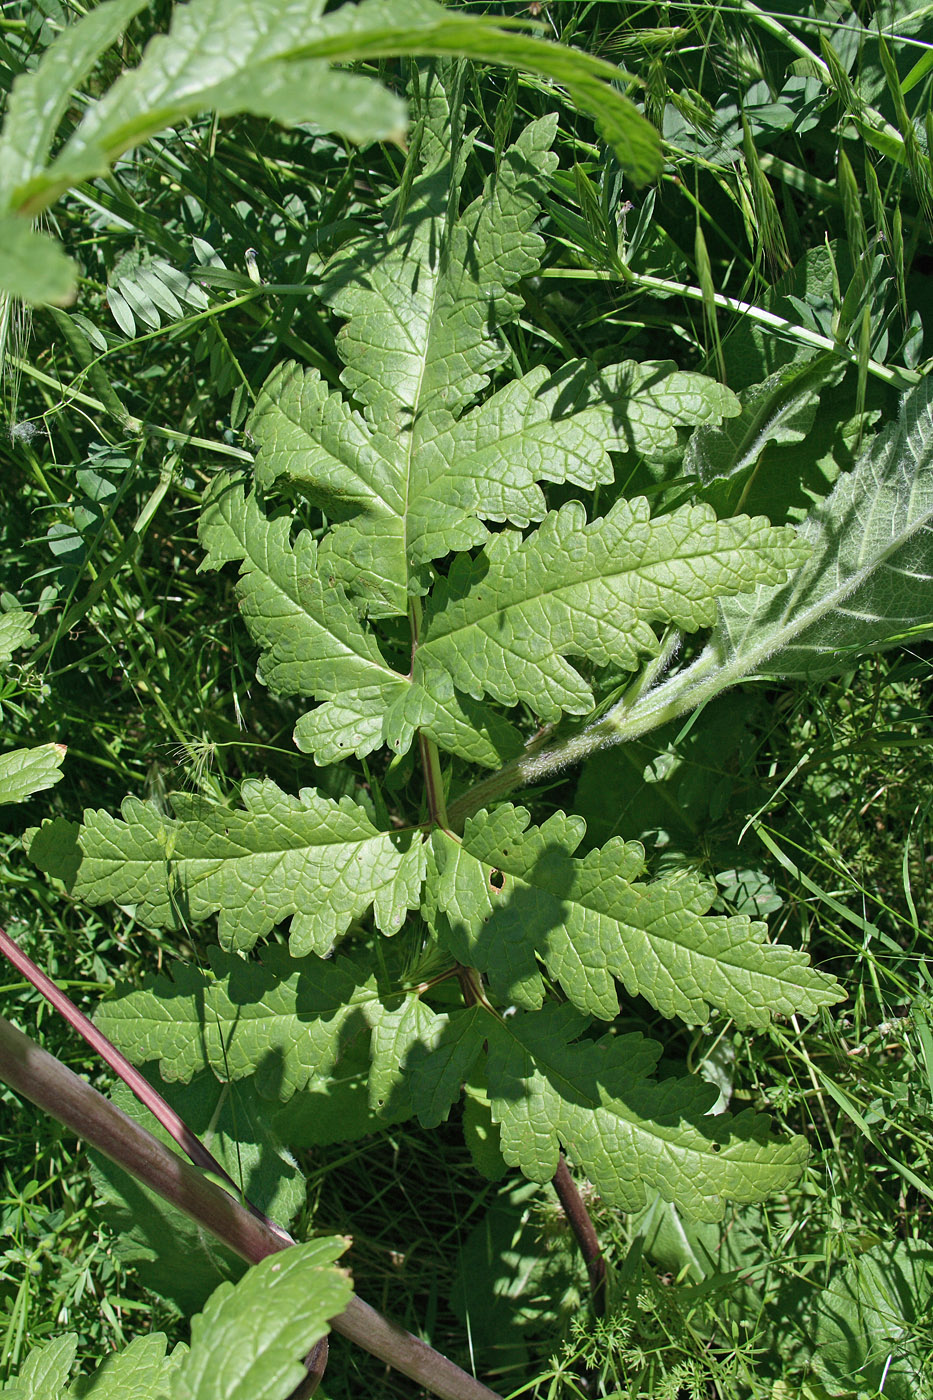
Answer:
[430, 804, 841, 1026]
[30, 779, 425, 955]
[206, 98, 787, 761]
[97, 950, 810, 1221]
[407, 1002, 808, 1221]
[248, 109, 616, 618]
[94, 945, 419, 1115]
[200, 477, 805, 758]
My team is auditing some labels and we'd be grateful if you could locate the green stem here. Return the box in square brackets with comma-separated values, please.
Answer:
[447, 645, 721, 826]
[419, 731, 449, 828]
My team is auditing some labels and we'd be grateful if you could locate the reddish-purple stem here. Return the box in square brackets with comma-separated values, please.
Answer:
[0, 1015, 500, 1400]
[0, 925, 290, 1241]
[552, 1153, 608, 1316]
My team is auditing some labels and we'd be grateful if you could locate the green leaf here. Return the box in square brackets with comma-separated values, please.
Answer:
[715, 375, 933, 680]
[169, 1239, 351, 1400]
[20, 0, 406, 207]
[209, 104, 711, 758]
[248, 110, 610, 617]
[809, 1242, 933, 1400]
[418, 498, 807, 722]
[686, 356, 846, 516]
[547, 358, 741, 463]
[0, 0, 151, 211]
[0, 607, 34, 665]
[430, 804, 841, 1026]
[449, 1180, 581, 1369]
[199, 478, 522, 768]
[0, 1335, 77, 1400]
[60, 779, 425, 954]
[8, 1246, 351, 1400]
[0, 744, 66, 806]
[15, 0, 658, 218]
[95, 946, 417, 1116]
[71, 1333, 178, 1399]
[488, 1006, 807, 1220]
[408, 1002, 808, 1219]
[27, 816, 83, 889]
[92, 1070, 305, 1313]
[0, 218, 77, 305]
[198, 478, 409, 727]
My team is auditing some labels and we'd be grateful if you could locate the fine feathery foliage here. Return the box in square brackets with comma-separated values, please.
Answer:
[31, 85, 851, 1225]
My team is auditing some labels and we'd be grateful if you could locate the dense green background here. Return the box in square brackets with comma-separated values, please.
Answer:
[1, 2, 933, 1396]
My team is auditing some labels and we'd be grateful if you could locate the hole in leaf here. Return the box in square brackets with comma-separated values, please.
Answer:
[489, 868, 505, 890]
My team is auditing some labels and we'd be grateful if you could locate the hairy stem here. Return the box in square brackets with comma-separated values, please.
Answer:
[0, 1015, 501, 1400]
[447, 644, 723, 825]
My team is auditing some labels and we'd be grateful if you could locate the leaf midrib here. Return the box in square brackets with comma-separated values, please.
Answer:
[425, 521, 790, 646]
